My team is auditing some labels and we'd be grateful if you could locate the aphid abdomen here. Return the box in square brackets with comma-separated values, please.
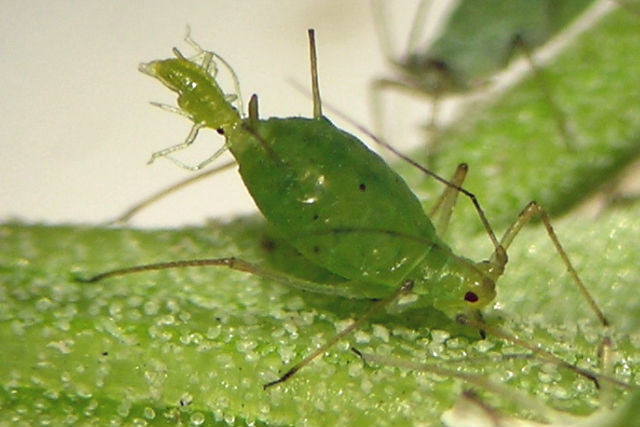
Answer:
[227, 116, 446, 287]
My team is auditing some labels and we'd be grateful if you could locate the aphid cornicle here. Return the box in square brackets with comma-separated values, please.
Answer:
[85, 29, 609, 389]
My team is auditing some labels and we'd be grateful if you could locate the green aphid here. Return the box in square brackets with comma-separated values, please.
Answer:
[83, 29, 609, 389]
[373, 0, 598, 151]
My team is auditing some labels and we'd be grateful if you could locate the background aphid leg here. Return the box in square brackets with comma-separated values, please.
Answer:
[369, 0, 459, 157]
[108, 160, 236, 225]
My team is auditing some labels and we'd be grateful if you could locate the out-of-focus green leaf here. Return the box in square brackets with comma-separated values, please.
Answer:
[397, 7, 640, 236]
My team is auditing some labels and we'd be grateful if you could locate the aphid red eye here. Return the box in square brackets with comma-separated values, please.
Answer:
[358, 183, 366, 191]
[464, 292, 479, 303]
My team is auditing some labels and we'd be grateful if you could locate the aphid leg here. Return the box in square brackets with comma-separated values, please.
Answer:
[493, 201, 608, 327]
[77, 256, 415, 388]
[77, 256, 297, 285]
[428, 163, 468, 236]
[424, 94, 443, 161]
[513, 34, 575, 151]
[598, 336, 616, 408]
[405, 0, 434, 55]
[149, 101, 191, 118]
[371, 0, 395, 67]
[182, 27, 244, 115]
[108, 160, 236, 225]
[263, 280, 415, 389]
[371, 0, 433, 64]
[147, 122, 206, 169]
[370, 0, 421, 142]
[456, 315, 631, 391]
[352, 349, 577, 425]
[369, 77, 445, 156]
[370, 0, 445, 161]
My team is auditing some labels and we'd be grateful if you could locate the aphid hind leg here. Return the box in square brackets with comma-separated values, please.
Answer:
[109, 160, 236, 224]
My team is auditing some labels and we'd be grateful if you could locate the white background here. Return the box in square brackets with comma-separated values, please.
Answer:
[1, 0, 447, 227]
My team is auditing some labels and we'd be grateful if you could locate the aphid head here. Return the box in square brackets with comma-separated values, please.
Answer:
[401, 55, 465, 95]
[139, 59, 188, 93]
[430, 257, 497, 319]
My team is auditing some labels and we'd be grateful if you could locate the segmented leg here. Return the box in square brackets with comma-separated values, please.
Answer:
[147, 122, 204, 166]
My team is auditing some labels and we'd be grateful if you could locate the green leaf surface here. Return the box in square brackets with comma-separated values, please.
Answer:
[1, 202, 639, 426]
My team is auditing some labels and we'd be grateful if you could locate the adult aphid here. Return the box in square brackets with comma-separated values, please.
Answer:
[80, 29, 612, 390]
[371, 0, 602, 154]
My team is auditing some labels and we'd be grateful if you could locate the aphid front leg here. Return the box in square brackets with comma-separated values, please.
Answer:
[495, 201, 608, 327]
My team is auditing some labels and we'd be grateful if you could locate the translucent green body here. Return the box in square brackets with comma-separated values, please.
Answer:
[402, 0, 594, 94]
[140, 51, 496, 318]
